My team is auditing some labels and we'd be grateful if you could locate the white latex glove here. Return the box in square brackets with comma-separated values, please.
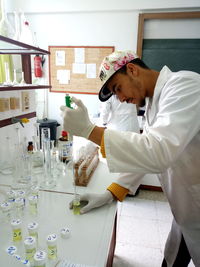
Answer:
[60, 97, 96, 139]
[69, 191, 115, 214]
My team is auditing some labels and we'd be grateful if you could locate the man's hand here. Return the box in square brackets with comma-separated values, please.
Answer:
[69, 191, 115, 214]
[60, 97, 95, 139]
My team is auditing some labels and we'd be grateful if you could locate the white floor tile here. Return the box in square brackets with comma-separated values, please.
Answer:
[121, 197, 157, 220]
[155, 200, 173, 223]
[113, 243, 163, 267]
[117, 215, 160, 249]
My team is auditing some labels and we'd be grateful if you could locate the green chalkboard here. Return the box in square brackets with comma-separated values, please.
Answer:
[142, 39, 200, 74]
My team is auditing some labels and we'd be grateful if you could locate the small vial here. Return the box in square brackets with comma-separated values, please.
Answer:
[46, 234, 57, 260]
[27, 222, 39, 242]
[1, 202, 12, 222]
[15, 198, 25, 218]
[6, 190, 16, 203]
[60, 228, 70, 239]
[34, 250, 46, 267]
[16, 190, 26, 206]
[24, 236, 36, 263]
[11, 218, 22, 242]
[6, 245, 17, 255]
[28, 195, 38, 215]
[30, 185, 39, 198]
[73, 195, 81, 215]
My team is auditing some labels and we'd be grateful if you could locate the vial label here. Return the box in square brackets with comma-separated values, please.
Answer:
[13, 228, 22, 241]
[48, 245, 57, 260]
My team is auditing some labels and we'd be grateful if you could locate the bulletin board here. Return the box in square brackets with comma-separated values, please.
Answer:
[49, 46, 114, 94]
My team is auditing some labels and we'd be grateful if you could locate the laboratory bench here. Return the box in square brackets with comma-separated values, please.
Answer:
[0, 158, 118, 267]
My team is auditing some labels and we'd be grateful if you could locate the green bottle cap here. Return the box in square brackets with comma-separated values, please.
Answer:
[65, 94, 72, 108]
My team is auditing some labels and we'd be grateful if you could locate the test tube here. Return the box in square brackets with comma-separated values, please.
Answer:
[46, 234, 57, 260]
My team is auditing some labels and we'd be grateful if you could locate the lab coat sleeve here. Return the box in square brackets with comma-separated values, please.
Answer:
[99, 101, 111, 125]
[104, 74, 200, 173]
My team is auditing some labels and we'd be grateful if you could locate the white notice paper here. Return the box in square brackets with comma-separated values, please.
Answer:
[72, 63, 86, 74]
[86, 64, 96, 78]
[57, 69, 70, 84]
[74, 48, 85, 63]
[56, 51, 66, 66]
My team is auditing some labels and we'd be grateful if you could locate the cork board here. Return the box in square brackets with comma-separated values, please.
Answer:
[49, 46, 114, 94]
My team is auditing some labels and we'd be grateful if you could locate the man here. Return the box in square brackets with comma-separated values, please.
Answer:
[60, 50, 200, 266]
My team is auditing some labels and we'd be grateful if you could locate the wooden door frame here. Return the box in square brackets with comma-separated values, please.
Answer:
[137, 11, 200, 58]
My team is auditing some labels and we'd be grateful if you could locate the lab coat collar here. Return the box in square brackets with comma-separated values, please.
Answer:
[145, 66, 172, 125]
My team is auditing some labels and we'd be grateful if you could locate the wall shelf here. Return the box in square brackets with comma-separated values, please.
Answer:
[0, 35, 51, 127]
[0, 35, 50, 87]
[0, 85, 51, 91]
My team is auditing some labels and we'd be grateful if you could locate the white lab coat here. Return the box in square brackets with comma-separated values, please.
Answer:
[104, 66, 200, 266]
[99, 95, 140, 132]
[99, 95, 141, 194]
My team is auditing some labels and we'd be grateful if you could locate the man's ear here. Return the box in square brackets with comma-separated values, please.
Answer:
[126, 63, 139, 77]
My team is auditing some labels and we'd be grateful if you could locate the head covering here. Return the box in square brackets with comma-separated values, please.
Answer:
[99, 50, 139, 102]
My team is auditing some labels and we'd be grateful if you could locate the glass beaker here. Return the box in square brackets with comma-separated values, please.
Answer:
[40, 128, 55, 189]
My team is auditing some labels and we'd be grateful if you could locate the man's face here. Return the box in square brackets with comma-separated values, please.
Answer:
[107, 64, 146, 107]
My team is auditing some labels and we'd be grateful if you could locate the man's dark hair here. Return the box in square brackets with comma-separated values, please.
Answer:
[118, 58, 149, 74]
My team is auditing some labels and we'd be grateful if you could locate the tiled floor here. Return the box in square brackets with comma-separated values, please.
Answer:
[113, 190, 195, 267]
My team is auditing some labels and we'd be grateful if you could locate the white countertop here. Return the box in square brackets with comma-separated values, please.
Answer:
[0, 189, 117, 267]
[0, 157, 118, 267]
